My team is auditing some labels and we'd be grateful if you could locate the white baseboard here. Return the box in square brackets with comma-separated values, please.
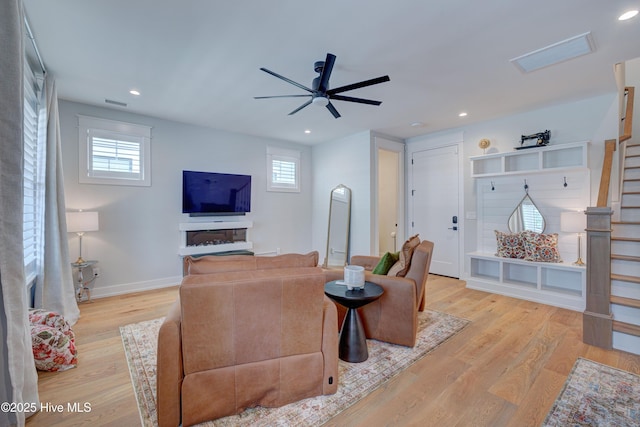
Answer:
[88, 275, 182, 300]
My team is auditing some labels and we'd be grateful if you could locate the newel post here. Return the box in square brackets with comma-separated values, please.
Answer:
[582, 207, 613, 348]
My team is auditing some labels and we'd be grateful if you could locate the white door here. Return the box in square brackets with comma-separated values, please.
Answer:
[411, 145, 460, 277]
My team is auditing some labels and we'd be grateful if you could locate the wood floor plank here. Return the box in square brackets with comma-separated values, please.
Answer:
[25, 278, 640, 427]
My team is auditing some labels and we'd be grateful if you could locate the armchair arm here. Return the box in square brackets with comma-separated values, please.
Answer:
[157, 299, 183, 427]
[359, 272, 418, 347]
[321, 296, 339, 395]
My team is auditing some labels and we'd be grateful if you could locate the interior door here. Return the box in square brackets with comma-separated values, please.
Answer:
[411, 145, 460, 277]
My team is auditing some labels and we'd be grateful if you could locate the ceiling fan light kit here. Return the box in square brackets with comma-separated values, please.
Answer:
[255, 53, 390, 118]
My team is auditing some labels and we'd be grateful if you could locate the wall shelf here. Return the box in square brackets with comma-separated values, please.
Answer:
[178, 220, 253, 256]
[470, 141, 588, 177]
[467, 252, 586, 311]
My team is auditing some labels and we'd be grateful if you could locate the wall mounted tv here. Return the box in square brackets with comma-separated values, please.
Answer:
[182, 170, 251, 216]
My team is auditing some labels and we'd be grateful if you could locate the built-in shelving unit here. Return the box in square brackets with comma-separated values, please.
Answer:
[467, 252, 586, 311]
[178, 220, 253, 256]
[467, 141, 589, 311]
[470, 141, 588, 177]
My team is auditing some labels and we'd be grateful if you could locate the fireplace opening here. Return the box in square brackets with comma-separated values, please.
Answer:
[186, 228, 247, 247]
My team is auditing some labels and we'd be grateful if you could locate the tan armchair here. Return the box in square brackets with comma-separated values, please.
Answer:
[157, 252, 339, 427]
[324, 240, 434, 347]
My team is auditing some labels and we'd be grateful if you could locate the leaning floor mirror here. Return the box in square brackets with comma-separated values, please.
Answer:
[323, 184, 352, 268]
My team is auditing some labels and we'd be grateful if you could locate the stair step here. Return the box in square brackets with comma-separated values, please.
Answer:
[613, 320, 640, 337]
[624, 178, 640, 182]
[612, 237, 640, 242]
[611, 295, 640, 308]
[626, 166, 640, 170]
[621, 206, 640, 209]
[611, 273, 640, 284]
[622, 191, 640, 195]
[613, 221, 640, 225]
[612, 254, 640, 262]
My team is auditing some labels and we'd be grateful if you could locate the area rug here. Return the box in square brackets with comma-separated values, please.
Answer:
[543, 357, 640, 426]
[121, 310, 469, 426]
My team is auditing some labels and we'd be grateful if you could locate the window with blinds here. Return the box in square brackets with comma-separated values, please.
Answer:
[78, 116, 152, 186]
[23, 62, 42, 284]
[267, 147, 300, 192]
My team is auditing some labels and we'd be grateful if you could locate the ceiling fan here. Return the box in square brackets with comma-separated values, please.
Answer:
[255, 53, 390, 118]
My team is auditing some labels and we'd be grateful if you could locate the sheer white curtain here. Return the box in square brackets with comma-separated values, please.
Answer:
[0, 0, 40, 424]
[33, 76, 80, 325]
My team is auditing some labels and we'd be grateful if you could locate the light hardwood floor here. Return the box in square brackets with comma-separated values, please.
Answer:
[26, 275, 640, 427]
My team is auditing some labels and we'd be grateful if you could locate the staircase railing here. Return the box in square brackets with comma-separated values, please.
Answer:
[584, 86, 634, 349]
[596, 140, 617, 207]
[620, 86, 635, 143]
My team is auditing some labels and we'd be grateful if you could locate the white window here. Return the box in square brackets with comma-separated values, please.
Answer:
[78, 115, 152, 186]
[267, 147, 300, 192]
[23, 61, 43, 284]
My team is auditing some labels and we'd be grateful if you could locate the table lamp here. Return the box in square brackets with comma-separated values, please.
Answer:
[66, 211, 99, 264]
[561, 211, 586, 266]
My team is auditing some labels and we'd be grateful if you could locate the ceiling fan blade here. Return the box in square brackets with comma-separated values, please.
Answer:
[254, 95, 311, 99]
[288, 100, 313, 115]
[260, 68, 313, 93]
[326, 75, 390, 95]
[330, 94, 382, 106]
[326, 102, 341, 118]
[317, 53, 336, 93]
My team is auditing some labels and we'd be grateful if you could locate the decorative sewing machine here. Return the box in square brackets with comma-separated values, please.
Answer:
[515, 130, 551, 150]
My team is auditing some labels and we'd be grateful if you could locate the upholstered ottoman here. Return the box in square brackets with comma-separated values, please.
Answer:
[29, 309, 77, 372]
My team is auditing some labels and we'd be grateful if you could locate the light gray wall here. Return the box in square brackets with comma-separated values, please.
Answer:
[311, 131, 373, 264]
[59, 100, 313, 297]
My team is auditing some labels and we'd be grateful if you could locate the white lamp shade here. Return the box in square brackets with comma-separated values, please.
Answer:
[66, 211, 99, 233]
[560, 211, 586, 233]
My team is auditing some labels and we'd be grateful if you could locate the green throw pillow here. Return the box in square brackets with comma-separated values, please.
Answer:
[372, 251, 399, 275]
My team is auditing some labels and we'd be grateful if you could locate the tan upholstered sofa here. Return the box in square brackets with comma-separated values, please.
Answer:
[157, 252, 339, 427]
[324, 239, 434, 347]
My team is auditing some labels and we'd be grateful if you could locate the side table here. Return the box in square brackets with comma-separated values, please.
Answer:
[71, 260, 98, 303]
[324, 280, 384, 362]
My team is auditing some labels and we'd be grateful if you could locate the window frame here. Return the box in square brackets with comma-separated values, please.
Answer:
[23, 60, 43, 285]
[266, 146, 300, 193]
[78, 115, 152, 186]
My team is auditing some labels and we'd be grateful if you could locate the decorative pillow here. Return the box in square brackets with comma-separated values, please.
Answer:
[29, 310, 77, 372]
[521, 231, 562, 263]
[388, 234, 420, 277]
[372, 251, 399, 275]
[494, 230, 526, 259]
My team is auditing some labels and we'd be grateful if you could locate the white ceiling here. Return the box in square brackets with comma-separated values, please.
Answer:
[23, 0, 640, 145]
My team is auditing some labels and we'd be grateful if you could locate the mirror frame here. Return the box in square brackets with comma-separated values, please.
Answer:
[323, 184, 352, 268]
[507, 192, 546, 233]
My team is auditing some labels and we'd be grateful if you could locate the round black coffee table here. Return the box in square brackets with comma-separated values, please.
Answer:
[324, 280, 384, 362]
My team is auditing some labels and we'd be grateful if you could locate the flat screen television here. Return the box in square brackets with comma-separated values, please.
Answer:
[182, 170, 251, 216]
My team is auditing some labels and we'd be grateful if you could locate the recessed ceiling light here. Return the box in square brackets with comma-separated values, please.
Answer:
[619, 10, 639, 20]
[459, 112, 468, 117]
[304, 129, 311, 134]
[129, 89, 141, 96]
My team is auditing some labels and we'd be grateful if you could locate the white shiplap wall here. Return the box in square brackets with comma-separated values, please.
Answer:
[476, 169, 590, 263]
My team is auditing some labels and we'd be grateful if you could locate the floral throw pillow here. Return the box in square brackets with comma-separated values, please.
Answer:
[29, 309, 77, 372]
[521, 231, 562, 263]
[494, 230, 526, 259]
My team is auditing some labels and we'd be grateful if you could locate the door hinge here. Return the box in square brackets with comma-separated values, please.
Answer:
[412, 221, 414, 227]
[411, 189, 415, 196]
